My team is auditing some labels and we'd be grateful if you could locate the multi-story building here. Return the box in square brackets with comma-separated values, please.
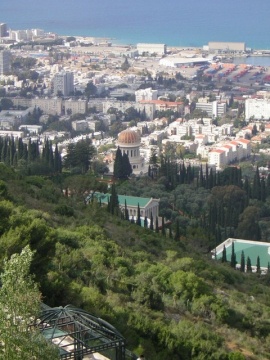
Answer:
[32, 97, 63, 115]
[0, 50, 11, 75]
[102, 100, 155, 120]
[245, 98, 270, 120]
[0, 23, 8, 37]
[208, 139, 251, 169]
[135, 87, 158, 102]
[63, 98, 87, 115]
[71, 120, 88, 132]
[53, 71, 74, 97]
[196, 100, 227, 118]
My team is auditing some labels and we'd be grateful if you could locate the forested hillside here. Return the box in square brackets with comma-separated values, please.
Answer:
[0, 162, 270, 360]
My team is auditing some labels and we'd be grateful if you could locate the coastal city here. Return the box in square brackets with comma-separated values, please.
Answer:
[2, 19, 270, 360]
[1, 22, 270, 173]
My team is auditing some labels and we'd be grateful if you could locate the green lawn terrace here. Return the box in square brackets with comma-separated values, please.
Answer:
[212, 238, 270, 274]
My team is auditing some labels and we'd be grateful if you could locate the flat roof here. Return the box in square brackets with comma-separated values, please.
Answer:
[89, 193, 159, 208]
[213, 238, 270, 269]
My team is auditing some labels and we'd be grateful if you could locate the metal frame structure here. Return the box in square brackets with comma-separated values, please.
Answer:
[36, 305, 126, 360]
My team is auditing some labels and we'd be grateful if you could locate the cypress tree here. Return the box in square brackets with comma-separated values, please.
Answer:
[109, 184, 119, 215]
[113, 147, 123, 179]
[155, 216, 159, 233]
[1, 138, 7, 163]
[230, 241, 237, 268]
[252, 166, 261, 200]
[221, 245, 227, 263]
[266, 174, 270, 197]
[169, 226, 172, 239]
[136, 203, 141, 226]
[124, 199, 129, 220]
[260, 177, 266, 202]
[122, 152, 132, 178]
[240, 250, 245, 272]
[17, 137, 23, 159]
[256, 256, 261, 274]
[246, 256, 252, 272]
[174, 218, 180, 241]
[161, 216, 165, 235]
[144, 216, 148, 228]
[150, 212, 154, 230]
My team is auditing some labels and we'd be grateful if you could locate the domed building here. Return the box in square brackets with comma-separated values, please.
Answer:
[117, 129, 145, 174]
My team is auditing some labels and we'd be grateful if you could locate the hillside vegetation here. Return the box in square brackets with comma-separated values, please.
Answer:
[0, 163, 270, 360]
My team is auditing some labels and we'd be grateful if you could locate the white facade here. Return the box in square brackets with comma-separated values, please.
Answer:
[53, 71, 74, 96]
[208, 139, 251, 168]
[135, 88, 158, 102]
[208, 149, 226, 168]
[0, 50, 11, 75]
[137, 43, 167, 55]
[102, 100, 155, 120]
[245, 98, 270, 120]
[64, 98, 87, 115]
[72, 120, 88, 132]
[196, 101, 227, 118]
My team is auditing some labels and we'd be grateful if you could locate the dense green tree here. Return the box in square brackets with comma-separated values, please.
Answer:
[256, 256, 261, 274]
[113, 147, 132, 179]
[240, 250, 245, 272]
[121, 57, 130, 71]
[0, 246, 59, 359]
[221, 245, 227, 263]
[136, 203, 141, 226]
[64, 139, 95, 173]
[246, 256, 252, 272]
[84, 81, 97, 98]
[230, 241, 237, 268]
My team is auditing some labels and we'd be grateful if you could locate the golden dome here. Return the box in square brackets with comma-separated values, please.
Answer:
[118, 129, 140, 145]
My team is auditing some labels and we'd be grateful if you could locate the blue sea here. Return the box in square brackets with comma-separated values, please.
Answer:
[1, 0, 270, 49]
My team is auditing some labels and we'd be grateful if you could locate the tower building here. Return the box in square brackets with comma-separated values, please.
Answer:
[0, 23, 8, 37]
[53, 71, 74, 97]
[0, 50, 11, 75]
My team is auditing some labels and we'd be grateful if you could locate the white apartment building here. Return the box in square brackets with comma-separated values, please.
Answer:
[196, 100, 227, 118]
[208, 149, 227, 168]
[0, 50, 11, 75]
[102, 100, 155, 119]
[64, 98, 87, 115]
[53, 71, 74, 96]
[72, 120, 88, 132]
[135, 88, 158, 102]
[208, 139, 251, 169]
[32, 97, 63, 115]
[137, 43, 167, 55]
[245, 98, 270, 120]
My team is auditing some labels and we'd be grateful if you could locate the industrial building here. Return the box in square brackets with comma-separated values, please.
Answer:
[137, 43, 167, 55]
[208, 41, 246, 53]
[245, 98, 270, 120]
[159, 57, 210, 68]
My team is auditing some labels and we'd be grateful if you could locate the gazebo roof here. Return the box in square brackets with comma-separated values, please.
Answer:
[37, 305, 126, 359]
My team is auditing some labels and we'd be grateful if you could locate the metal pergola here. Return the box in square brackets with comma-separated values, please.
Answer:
[35, 305, 126, 360]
